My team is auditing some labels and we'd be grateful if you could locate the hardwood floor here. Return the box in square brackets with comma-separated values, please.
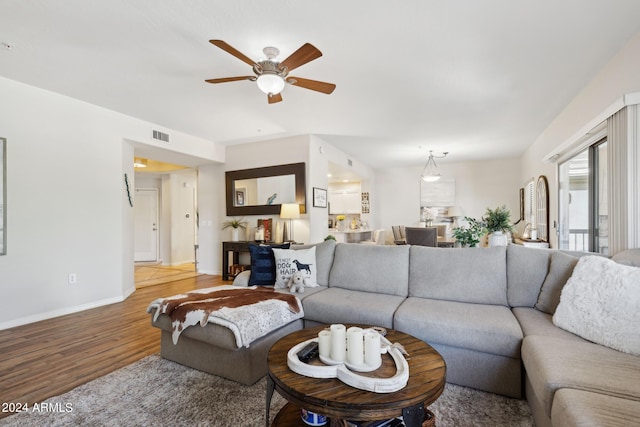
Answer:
[0, 274, 229, 419]
[134, 262, 201, 288]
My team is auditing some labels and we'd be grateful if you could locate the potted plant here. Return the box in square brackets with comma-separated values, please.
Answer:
[483, 205, 513, 247]
[452, 217, 487, 247]
[222, 217, 247, 241]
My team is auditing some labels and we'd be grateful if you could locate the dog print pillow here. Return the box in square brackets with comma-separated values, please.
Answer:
[272, 247, 318, 289]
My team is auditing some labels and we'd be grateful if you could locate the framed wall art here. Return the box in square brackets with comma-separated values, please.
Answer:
[313, 187, 327, 208]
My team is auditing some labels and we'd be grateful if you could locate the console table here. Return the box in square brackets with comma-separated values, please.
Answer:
[222, 241, 291, 280]
[222, 241, 253, 280]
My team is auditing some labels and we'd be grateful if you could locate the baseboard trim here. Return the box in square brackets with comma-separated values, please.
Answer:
[0, 295, 127, 331]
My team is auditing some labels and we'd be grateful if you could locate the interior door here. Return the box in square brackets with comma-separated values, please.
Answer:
[134, 188, 159, 262]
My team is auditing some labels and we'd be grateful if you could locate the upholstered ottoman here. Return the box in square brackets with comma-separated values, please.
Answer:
[147, 286, 304, 385]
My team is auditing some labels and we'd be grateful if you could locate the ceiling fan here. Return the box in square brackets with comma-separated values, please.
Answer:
[205, 40, 336, 104]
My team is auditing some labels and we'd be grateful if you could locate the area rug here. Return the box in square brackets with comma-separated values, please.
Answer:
[0, 355, 534, 426]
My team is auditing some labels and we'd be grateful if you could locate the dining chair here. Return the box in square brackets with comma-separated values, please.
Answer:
[359, 229, 387, 245]
[405, 227, 438, 247]
[391, 225, 406, 245]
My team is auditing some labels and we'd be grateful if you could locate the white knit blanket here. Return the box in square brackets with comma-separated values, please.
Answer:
[147, 285, 303, 348]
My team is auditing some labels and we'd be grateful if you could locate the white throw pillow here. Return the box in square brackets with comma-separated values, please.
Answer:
[553, 255, 640, 356]
[272, 246, 318, 289]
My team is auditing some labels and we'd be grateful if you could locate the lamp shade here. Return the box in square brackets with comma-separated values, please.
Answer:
[421, 174, 441, 182]
[447, 206, 463, 217]
[280, 203, 300, 219]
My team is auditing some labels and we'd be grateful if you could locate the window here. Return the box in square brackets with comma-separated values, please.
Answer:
[558, 138, 608, 254]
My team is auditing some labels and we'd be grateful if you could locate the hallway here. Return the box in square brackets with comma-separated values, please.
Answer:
[134, 263, 201, 288]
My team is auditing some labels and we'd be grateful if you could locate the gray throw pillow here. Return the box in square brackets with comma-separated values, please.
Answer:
[535, 251, 579, 314]
[611, 248, 640, 267]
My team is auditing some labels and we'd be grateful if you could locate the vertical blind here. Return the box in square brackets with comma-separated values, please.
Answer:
[607, 104, 640, 254]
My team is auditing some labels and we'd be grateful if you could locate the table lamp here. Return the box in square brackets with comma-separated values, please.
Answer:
[447, 206, 463, 228]
[280, 203, 300, 243]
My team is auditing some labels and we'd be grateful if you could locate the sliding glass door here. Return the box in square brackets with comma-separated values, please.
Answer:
[558, 139, 608, 254]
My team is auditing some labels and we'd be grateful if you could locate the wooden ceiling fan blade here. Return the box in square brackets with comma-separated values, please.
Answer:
[205, 76, 255, 84]
[268, 93, 283, 104]
[279, 43, 322, 72]
[288, 77, 336, 94]
[209, 40, 256, 67]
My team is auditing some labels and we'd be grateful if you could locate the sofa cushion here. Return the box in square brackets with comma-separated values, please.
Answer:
[293, 239, 336, 287]
[409, 246, 508, 305]
[247, 243, 290, 286]
[301, 287, 405, 328]
[552, 388, 640, 427]
[534, 251, 578, 314]
[611, 248, 640, 267]
[273, 246, 317, 288]
[506, 244, 550, 307]
[394, 297, 522, 358]
[512, 307, 584, 342]
[275, 285, 328, 301]
[329, 243, 410, 297]
[553, 255, 640, 355]
[522, 335, 640, 418]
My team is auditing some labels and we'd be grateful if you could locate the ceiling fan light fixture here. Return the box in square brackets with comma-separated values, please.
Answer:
[256, 73, 285, 95]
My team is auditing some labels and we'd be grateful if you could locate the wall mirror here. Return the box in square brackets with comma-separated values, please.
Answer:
[536, 175, 549, 242]
[225, 162, 306, 216]
[0, 137, 5, 255]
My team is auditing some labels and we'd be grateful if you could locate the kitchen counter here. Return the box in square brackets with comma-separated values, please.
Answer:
[329, 229, 373, 243]
[514, 238, 550, 248]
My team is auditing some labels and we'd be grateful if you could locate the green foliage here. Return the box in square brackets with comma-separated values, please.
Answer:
[221, 217, 247, 230]
[324, 234, 337, 241]
[483, 205, 514, 233]
[452, 217, 487, 247]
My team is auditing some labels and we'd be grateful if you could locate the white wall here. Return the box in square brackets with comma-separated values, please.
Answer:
[377, 157, 521, 232]
[521, 31, 640, 248]
[167, 170, 198, 266]
[0, 76, 223, 329]
[195, 163, 225, 275]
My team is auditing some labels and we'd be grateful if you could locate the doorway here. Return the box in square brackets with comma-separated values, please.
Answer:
[134, 188, 159, 262]
[558, 138, 608, 254]
[133, 155, 199, 288]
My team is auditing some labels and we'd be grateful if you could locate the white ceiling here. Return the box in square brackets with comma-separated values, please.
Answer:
[2, 1, 640, 169]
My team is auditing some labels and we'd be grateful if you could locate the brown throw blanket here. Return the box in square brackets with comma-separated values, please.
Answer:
[147, 285, 303, 347]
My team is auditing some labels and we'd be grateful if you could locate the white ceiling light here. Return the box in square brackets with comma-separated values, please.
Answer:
[421, 150, 448, 182]
[256, 73, 285, 95]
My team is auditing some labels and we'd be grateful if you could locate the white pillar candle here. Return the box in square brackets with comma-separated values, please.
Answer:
[318, 330, 332, 358]
[347, 327, 364, 366]
[330, 324, 347, 362]
[364, 331, 381, 367]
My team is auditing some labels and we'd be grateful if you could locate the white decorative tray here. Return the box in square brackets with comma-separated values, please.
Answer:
[287, 335, 409, 393]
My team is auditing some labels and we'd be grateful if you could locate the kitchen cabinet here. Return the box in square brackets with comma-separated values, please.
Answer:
[329, 190, 360, 214]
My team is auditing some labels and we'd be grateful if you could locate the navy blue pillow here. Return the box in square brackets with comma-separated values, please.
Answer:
[248, 243, 290, 286]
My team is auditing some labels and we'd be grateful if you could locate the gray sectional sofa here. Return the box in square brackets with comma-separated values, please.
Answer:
[151, 240, 640, 427]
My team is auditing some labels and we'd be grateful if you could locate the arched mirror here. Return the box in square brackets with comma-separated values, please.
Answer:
[536, 175, 549, 243]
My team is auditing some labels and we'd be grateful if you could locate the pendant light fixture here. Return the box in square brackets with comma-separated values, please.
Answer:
[421, 150, 448, 182]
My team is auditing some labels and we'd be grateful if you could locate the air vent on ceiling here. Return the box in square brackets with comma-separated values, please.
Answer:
[347, 159, 353, 167]
[152, 129, 170, 143]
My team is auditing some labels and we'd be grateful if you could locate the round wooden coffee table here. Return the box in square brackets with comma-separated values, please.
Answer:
[266, 325, 446, 427]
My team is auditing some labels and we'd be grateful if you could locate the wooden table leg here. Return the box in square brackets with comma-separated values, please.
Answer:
[265, 375, 275, 427]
